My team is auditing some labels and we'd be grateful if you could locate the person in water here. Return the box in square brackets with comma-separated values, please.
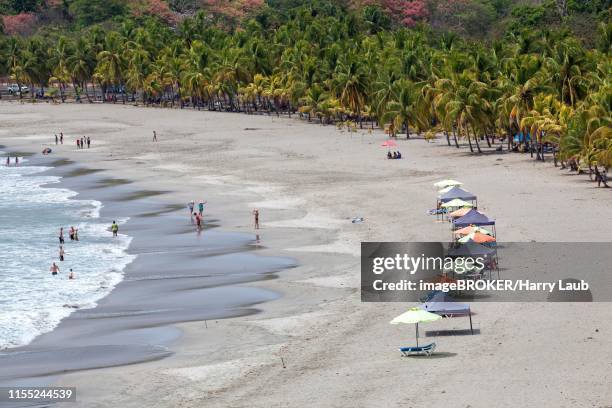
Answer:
[111, 221, 119, 237]
[198, 200, 207, 216]
[74, 228, 79, 241]
[69, 269, 75, 280]
[69, 226, 75, 240]
[153, 130, 157, 142]
[194, 212, 202, 230]
[87, 137, 91, 148]
[59, 227, 64, 244]
[59, 245, 65, 261]
[55, 134, 58, 145]
[60, 132, 64, 144]
[50, 262, 60, 276]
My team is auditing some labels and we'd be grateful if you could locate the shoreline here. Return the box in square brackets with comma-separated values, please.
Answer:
[1, 102, 610, 407]
[0, 147, 297, 388]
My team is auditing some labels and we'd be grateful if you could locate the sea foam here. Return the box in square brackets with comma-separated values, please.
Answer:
[0, 157, 135, 349]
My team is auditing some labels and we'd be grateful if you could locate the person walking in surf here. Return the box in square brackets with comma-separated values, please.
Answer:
[50, 262, 60, 276]
[198, 200, 207, 216]
[59, 246, 65, 261]
[59, 227, 64, 244]
[111, 221, 119, 237]
[153, 130, 157, 142]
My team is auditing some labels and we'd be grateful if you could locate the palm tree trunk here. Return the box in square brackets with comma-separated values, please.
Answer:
[452, 128, 460, 148]
[406, 120, 410, 139]
[465, 125, 474, 153]
[472, 127, 483, 153]
[444, 130, 451, 146]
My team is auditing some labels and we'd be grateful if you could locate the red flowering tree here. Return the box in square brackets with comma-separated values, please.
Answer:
[357, 0, 429, 27]
[130, 0, 179, 23]
[2, 13, 38, 35]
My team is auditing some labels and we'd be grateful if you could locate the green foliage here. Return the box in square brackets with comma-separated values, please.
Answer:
[67, 0, 127, 27]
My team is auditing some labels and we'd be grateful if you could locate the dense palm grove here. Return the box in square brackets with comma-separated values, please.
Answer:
[1, 4, 611, 173]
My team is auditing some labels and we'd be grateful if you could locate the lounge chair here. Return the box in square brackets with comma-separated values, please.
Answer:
[399, 342, 436, 357]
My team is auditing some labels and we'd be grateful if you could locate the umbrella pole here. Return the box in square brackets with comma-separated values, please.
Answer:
[469, 308, 474, 334]
[416, 323, 419, 347]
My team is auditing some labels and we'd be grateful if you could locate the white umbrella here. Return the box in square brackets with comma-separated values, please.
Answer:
[434, 179, 463, 189]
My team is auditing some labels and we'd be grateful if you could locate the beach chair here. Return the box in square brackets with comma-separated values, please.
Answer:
[399, 342, 436, 357]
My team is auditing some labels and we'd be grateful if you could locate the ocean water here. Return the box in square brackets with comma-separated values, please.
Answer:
[0, 157, 135, 349]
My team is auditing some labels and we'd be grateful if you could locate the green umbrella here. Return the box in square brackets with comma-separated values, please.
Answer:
[390, 307, 442, 346]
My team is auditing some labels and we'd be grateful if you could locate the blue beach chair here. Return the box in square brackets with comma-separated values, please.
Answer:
[399, 342, 436, 357]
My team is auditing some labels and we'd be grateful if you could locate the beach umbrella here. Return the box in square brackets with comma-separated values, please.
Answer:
[453, 226, 493, 236]
[441, 198, 474, 208]
[457, 232, 496, 244]
[381, 140, 398, 151]
[390, 307, 442, 346]
[448, 207, 472, 219]
[434, 179, 463, 189]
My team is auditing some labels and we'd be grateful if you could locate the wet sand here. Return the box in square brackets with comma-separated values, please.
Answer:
[0, 157, 296, 396]
[0, 102, 611, 408]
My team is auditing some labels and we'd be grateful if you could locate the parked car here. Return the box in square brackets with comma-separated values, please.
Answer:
[7, 84, 29, 95]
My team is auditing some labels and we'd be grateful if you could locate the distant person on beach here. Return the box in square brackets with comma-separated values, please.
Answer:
[198, 200, 207, 216]
[59, 227, 64, 244]
[59, 245, 65, 261]
[253, 209, 260, 229]
[69, 269, 75, 280]
[76, 139, 80, 149]
[87, 137, 91, 148]
[188, 200, 195, 223]
[5, 156, 9, 167]
[111, 221, 119, 237]
[50, 262, 60, 276]
[194, 212, 202, 230]
[55, 134, 58, 144]
[81, 137, 85, 149]
[60, 133, 64, 144]
[153, 131, 157, 142]
[15, 157, 18, 166]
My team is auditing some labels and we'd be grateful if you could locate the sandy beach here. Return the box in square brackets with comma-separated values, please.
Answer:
[1, 101, 611, 408]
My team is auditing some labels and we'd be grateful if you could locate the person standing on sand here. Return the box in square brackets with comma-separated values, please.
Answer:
[50, 262, 60, 276]
[55, 134, 58, 145]
[59, 227, 64, 244]
[87, 137, 91, 148]
[253, 209, 260, 229]
[76, 139, 80, 149]
[153, 130, 157, 142]
[188, 200, 195, 223]
[81, 137, 85, 149]
[14, 157, 18, 166]
[111, 221, 119, 237]
[198, 200, 207, 216]
[60, 133, 63, 144]
[59, 245, 65, 261]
